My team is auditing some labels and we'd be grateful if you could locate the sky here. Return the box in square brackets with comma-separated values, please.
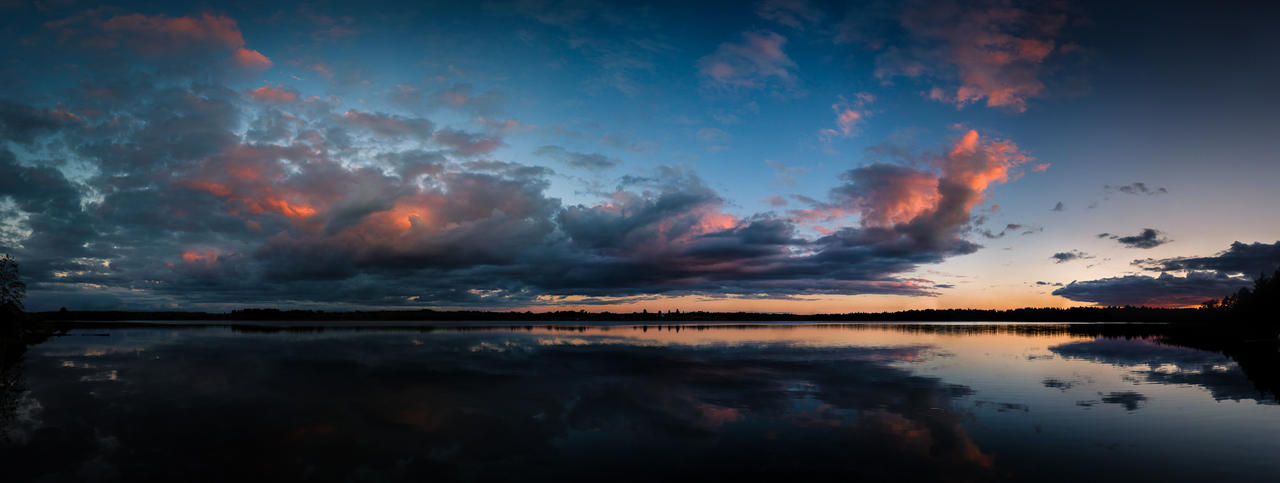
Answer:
[1, 0, 1278, 312]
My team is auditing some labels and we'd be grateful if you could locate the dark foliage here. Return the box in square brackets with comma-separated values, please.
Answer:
[1201, 269, 1280, 323]
[0, 254, 24, 316]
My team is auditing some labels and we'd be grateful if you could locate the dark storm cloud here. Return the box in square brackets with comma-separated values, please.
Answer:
[1053, 240, 1280, 307]
[1050, 250, 1091, 263]
[1052, 272, 1249, 307]
[1135, 241, 1280, 275]
[1114, 228, 1171, 249]
[1100, 391, 1148, 411]
[0, 150, 97, 273]
[0, 101, 82, 145]
[978, 223, 1040, 239]
[1105, 182, 1167, 196]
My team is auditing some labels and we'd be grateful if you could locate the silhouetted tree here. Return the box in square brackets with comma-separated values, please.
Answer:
[0, 254, 25, 317]
[1201, 269, 1280, 325]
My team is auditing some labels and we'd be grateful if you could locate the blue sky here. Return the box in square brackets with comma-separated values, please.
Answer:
[1, 0, 1278, 311]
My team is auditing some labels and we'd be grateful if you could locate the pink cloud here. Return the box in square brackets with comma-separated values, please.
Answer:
[101, 12, 245, 51]
[49, 12, 272, 71]
[942, 130, 1030, 191]
[844, 165, 942, 227]
[698, 31, 796, 90]
[812, 129, 1031, 230]
[882, 3, 1071, 112]
[234, 48, 272, 70]
[248, 85, 298, 103]
[820, 92, 875, 141]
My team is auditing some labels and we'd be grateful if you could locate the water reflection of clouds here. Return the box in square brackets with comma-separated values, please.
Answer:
[3, 329, 996, 482]
[5, 326, 1279, 481]
[1049, 338, 1273, 404]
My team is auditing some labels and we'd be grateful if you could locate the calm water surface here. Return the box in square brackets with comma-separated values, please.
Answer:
[2, 323, 1278, 482]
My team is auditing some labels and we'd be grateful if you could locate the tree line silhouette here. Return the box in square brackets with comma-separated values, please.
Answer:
[1200, 269, 1280, 324]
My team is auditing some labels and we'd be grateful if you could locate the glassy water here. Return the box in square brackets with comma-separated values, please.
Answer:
[2, 323, 1278, 482]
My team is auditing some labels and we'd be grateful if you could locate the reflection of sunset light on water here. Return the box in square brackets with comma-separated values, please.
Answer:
[511, 324, 1094, 352]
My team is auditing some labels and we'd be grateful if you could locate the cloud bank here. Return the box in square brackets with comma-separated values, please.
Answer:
[1054, 241, 1280, 307]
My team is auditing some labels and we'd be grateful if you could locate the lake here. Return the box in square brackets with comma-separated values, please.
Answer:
[2, 323, 1278, 482]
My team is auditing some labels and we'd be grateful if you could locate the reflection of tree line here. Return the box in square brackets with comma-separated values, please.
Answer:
[0, 326, 58, 442]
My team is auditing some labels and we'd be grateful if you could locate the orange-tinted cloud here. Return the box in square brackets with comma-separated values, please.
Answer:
[180, 250, 223, 270]
[248, 85, 298, 103]
[819, 93, 875, 141]
[941, 129, 1030, 197]
[234, 48, 273, 70]
[49, 11, 271, 70]
[101, 13, 245, 51]
[880, 3, 1071, 112]
[816, 129, 1029, 230]
[180, 145, 324, 222]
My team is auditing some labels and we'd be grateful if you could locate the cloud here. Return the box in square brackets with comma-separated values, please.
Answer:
[1053, 240, 1280, 307]
[431, 128, 503, 156]
[0, 100, 82, 145]
[755, 0, 825, 29]
[247, 85, 299, 103]
[47, 11, 271, 70]
[600, 132, 647, 153]
[828, 164, 940, 226]
[1114, 228, 1171, 249]
[426, 83, 504, 115]
[795, 129, 1031, 239]
[1050, 250, 1091, 263]
[819, 93, 874, 141]
[233, 48, 273, 70]
[698, 31, 797, 91]
[1053, 272, 1251, 307]
[696, 127, 731, 144]
[340, 111, 435, 142]
[533, 145, 619, 171]
[1105, 182, 1168, 196]
[1135, 241, 1280, 276]
[1100, 391, 1148, 411]
[765, 160, 806, 187]
[0, 51, 1037, 310]
[979, 223, 1040, 239]
[875, 1, 1073, 112]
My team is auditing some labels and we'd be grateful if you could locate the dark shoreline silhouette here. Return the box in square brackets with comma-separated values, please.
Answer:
[14, 305, 1263, 323]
